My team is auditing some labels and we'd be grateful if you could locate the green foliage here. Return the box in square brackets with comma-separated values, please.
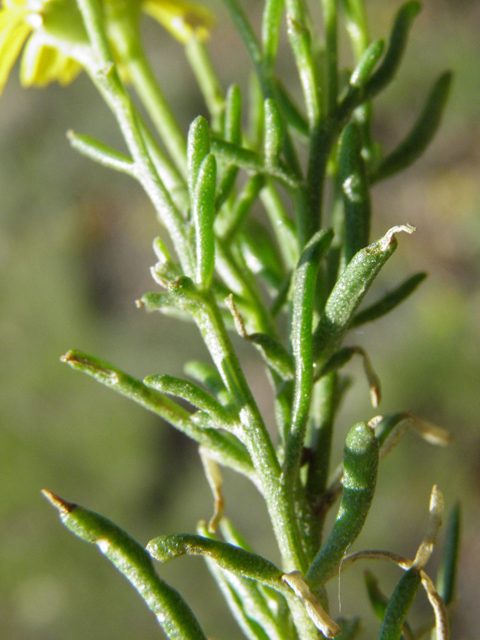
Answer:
[1, 0, 460, 638]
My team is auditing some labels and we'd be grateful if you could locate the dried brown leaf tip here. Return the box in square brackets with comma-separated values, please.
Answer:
[42, 489, 75, 515]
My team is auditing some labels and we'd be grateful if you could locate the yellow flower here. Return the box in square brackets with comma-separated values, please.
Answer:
[0, 0, 215, 97]
[142, 0, 215, 44]
[0, 0, 84, 95]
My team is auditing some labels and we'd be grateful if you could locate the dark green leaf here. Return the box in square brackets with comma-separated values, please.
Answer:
[43, 491, 208, 640]
[307, 422, 379, 587]
[378, 569, 421, 640]
[350, 272, 427, 328]
[372, 72, 452, 182]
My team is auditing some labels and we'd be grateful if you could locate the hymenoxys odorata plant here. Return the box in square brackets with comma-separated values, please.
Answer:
[1, 0, 460, 638]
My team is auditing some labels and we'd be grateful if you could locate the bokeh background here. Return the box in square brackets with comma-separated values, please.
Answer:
[1, 0, 479, 638]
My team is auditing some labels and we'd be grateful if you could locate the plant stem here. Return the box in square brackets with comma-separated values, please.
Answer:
[285, 0, 321, 131]
[185, 37, 225, 130]
[126, 46, 188, 178]
[194, 292, 307, 573]
[321, 0, 338, 118]
[77, 0, 193, 274]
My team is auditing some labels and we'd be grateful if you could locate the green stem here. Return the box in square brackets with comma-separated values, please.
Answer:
[185, 37, 225, 131]
[341, 0, 370, 59]
[215, 242, 277, 335]
[321, 0, 338, 118]
[221, 0, 303, 179]
[340, 0, 373, 156]
[126, 46, 188, 178]
[198, 296, 306, 573]
[282, 230, 333, 499]
[305, 123, 335, 241]
[77, 0, 193, 274]
[220, 0, 265, 88]
[260, 181, 299, 269]
[285, 0, 321, 131]
[262, 0, 285, 70]
[304, 372, 338, 555]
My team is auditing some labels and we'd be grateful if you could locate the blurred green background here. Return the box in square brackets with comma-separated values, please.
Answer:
[1, 1, 479, 638]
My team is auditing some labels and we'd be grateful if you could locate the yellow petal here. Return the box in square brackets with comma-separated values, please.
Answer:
[20, 31, 81, 87]
[0, 12, 31, 95]
[142, 0, 215, 44]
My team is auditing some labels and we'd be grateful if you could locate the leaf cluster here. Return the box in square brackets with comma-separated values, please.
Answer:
[7, 0, 457, 638]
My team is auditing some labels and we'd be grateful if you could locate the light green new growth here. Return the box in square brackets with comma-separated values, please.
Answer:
[1, 0, 459, 637]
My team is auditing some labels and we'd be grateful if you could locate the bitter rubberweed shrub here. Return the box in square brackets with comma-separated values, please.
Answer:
[0, 0, 461, 638]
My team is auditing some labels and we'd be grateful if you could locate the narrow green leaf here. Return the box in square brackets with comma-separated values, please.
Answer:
[60, 350, 254, 479]
[312, 225, 415, 364]
[148, 527, 340, 637]
[338, 122, 371, 264]
[378, 568, 421, 640]
[436, 502, 461, 607]
[210, 137, 299, 189]
[248, 332, 294, 381]
[184, 360, 232, 406]
[349, 39, 385, 88]
[205, 563, 272, 640]
[260, 181, 299, 269]
[274, 81, 310, 142]
[307, 422, 379, 588]
[151, 236, 183, 285]
[185, 38, 225, 129]
[248, 72, 265, 150]
[238, 218, 286, 289]
[148, 533, 284, 586]
[270, 273, 292, 317]
[365, 570, 389, 620]
[219, 518, 255, 551]
[141, 275, 200, 313]
[216, 165, 240, 209]
[67, 130, 135, 175]
[188, 116, 211, 198]
[372, 72, 453, 183]
[284, 229, 334, 489]
[43, 491, 208, 640]
[285, 3, 321, 128]
[262, 0, 285, 68]
[350, 272, 427, 328]
[222, 0, 303, 193]
[221, 0, 264, 82]
[193, 152, 217, 289]
[304, 373, 339, 558]
[305, 372, 338, 503]
[203, 522, 287, 640]
[264, 98, 285, 167]
[365, 571, 415, 639]
[321, 0, 339, 117]
[220, 518, 294, 632]
[214, 83, 243, 208]
[365, 1, 422, 98]
[197, 528, 274, 640]
[217, 173, 266, 242]
[224, 83, 243, 145]
[144, 374, 237, 430]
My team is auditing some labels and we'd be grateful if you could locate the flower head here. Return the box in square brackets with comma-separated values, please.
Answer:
[0, 1, 87, 95]
[142, 0, 215, 44]
[0, 0, 215, 97]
